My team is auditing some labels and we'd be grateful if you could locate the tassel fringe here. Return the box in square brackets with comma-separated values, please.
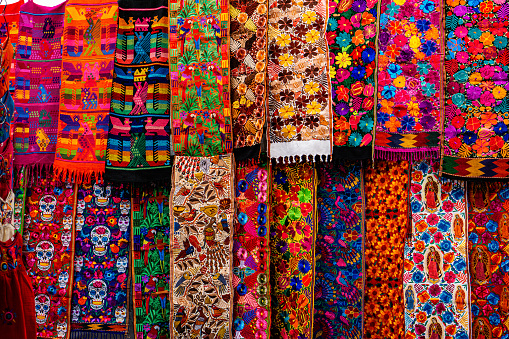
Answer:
[53, 165, 104, 184]
[374, 148, 440, 162]
[70, 330, 126, 339]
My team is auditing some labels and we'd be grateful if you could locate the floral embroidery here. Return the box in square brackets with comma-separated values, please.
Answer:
[442, 0, 509, 177]
[364, 161, 407, 338]
[314, 162, 364, 338]
[23, 179, 75, 338]
[468, 182, 509, 339]
[233, 161, 270, 339]
[170, 155, 234, 337]
[71, 183, 130, 334]
[270, 162, 316, 338]
[405, 161, 469, 339]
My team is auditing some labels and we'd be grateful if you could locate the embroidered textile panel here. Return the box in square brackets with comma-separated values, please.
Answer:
[314, 161, 364, 338]
[328, 0, 377, 160]
[232, 160, 271, 339]
[230, 0, 269, 161]
[54, 0, 118, 182]
[405, 161, 469, 339]
[442, 0, 509, 178]
[269, 162, 317, 338]
[12, 1, 66, 174]
[364, 160, 407, 338]
[169, 0, 233, 156]
[131, 186, 171, 339]
[170, 155, 234, 338]
[23, 179, 76, 339]
[267, 0, 332, 161]
[70, 183, 131, 337]
[105, 0, 172, 182]
[2, 0, 22, 94]
[374, 0, 443, 160]
[468, 182, 509, 338]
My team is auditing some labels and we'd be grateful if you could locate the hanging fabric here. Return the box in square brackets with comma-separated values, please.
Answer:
[53, 0, 118, 183]
[1, 0, 22, 94]
[104, 0, 172, 182]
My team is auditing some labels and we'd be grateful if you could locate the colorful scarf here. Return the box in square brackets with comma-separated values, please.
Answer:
[0, 91, 15, 199]
[170, 155, 234, 337]
[468, 182, 509, 338]
[270, 162, 317, 338]
[0, 34, 13, 99]
[405, 161, 470, 339]
[442, 0, 509, 178]
[1, 0, 22, 94]
[314, 161, 364, 338]
[22, 179, 76, 339]
[53, 0, 118, 182]
[105, 0, 172, 182]
[233, 160, 270, 339]
[13, 169, 26, 234]
[364, 160, 407, 338]
[70, 183, 130, 338]
[267, 0, 332, 162]
[328, 0, 377, 160]
[169, 0, 233, 156]
[230, 0, 268, 161]
[131, 185, 171, 339]
[374, 0, 443, 160]
[12, 0, 66, 176]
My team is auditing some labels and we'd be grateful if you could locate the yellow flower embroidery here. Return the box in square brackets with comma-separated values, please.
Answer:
[279, 53, 295, 67]
[304, 81, 320, 95]
[306, 101, 321, 115]
[305, 30, 320, 43]
[335, 52, 352, 68]
[302, 11, 317, 24]
[281, 125, 297, 138]
[276, 33, 291, 47]
[279, 105, 295, 119]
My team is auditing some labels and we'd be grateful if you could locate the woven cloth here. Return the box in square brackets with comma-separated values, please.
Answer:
[170, 155, 234, 338]
[269, 162, 317, 338]
[70, 183, 131, 338]
[374, 0, 443, 160]
[442, 0, 509, 178]
[12, 0, 66, 177]
[0, 92, 15, 199]
[327, 0, 377, 160]
[468, 182, 509, 338]
[169, 0, 233, 156]
[104, 0, 172, 182]
[267, 0, 332, 163]
[314, 161, 364, 338]
[22, 179, 76, 339]
[230, 0, 268, 161]
[131, 185, 171, 339]
[0, 34, 13, 99]
[405, 161, 470, 339]
[53, 0, 118, 183]
[1, 0, 22, 94]
[232, 160, 270, 339]
[364, 160, 407, 338]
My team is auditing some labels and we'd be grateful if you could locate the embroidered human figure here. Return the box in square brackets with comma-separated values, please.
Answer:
[473, 247, 489, 284]
[424, 176, 439, 212]
[428, 318, 442, 339]
[500, 214, 509, 241]
[131, 82, 148, 115]
[426, 246, 442, 283]
[453, 215, 464, 240]
[455, 286, 465, 311]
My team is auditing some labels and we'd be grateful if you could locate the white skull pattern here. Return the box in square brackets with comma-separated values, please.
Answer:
[61, 230, 72, 248]
[77, 199, 85, 214]
[115, 306, 127, 323]
[35, 294, 50, 324]
[36, 241, 54, 271]
[56, 320, 67, 338]
[74, 255, 84, 272]
[63, 215, 73, 230]
[93, 184, 112, 207]
[71, 305, 80, 322]
[120, 200, 130, 215]
[75, 214, 84, 232]
[91, 226, 111, 256]
[116, 256, 128, 273]
[13, 215, 21, 230]
[23, 230, 30, 247]
[118, 215, 130, 233]
[58, 271, 69, 289]
[88, 279, 107, 310]
[39, 195, 57, 221]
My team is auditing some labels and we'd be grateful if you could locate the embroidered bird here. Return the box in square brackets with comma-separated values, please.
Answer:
[142, 229, 156, 265]
[174, 271, 192, 296]
[178, 19, 192, 56]
[335, 196, 360, 228]
[190, 307, 207, 338]
[174, 306, 188, 333]
[175, 239, 194, 261]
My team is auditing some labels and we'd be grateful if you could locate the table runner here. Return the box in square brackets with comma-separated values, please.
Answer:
[230, 0, 268, 161]
[374, 0, 443, 160]
[405, 161, 470, 339]
[169, 155, 234, 338]
[1, 0, 22, 93]
[267, 0, 332, 162]
[364, 160, 407, 338]
[70, 183, 131, 338]
[105, 0, 172, 182]
[169, 0, 233, 156]
[132, 185, 171, 339]
[314, 161, 364, 338]
[270, 162, 317, 338]
[233, 160, 270, 339]
[327, 0, 377, 160]
[12, 0, 66, 178]
[468, 182, 509, 338]
[54, 0, 118, 183]
[23, 179, 76, 339]
[442, 0, 509, 178]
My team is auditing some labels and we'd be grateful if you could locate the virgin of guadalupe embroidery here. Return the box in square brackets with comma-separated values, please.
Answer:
[425, 246, 442, 283]
[423, 176, 440, 213]
[473, 318, 492, 339]
[471, 246, 490, 285]
[428, 318, 443, 339]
